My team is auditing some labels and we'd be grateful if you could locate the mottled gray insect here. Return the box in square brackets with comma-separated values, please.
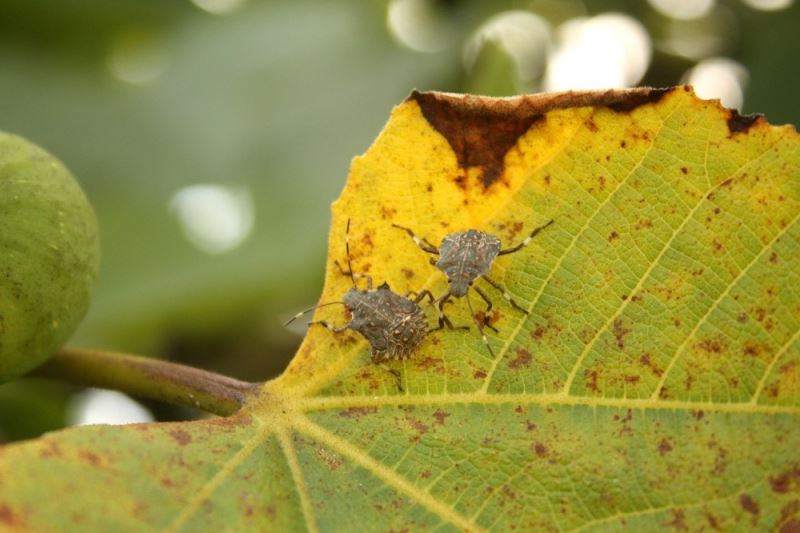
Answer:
[392, 220, 554, 356]
[286, 219, 436, 363]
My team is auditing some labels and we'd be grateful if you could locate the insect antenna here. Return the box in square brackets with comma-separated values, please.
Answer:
[284, 301, 346, 326]
[344, 218, 356, 288]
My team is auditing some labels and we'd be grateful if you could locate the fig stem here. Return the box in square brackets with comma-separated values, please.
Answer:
[33, 347, 259, 416]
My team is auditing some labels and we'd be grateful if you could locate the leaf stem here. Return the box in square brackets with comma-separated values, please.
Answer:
[32, 347, 259, 416]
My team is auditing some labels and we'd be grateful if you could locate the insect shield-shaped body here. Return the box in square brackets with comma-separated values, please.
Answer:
[393, 220, 554, 356]
[342, 282, 430, 362]
[286, 220, 436, 364]
[436, 230, 501, 297]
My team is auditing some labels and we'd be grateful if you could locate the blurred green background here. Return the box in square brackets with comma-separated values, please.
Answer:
[1, 0, 798, 441]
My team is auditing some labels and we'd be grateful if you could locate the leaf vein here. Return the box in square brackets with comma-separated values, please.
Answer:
[560, 132, 790, 397]
[480, 105, 683, 394]
[293, 415, 486, 533]
[277, 427, 320, 533]
[650, 168, 800, 399]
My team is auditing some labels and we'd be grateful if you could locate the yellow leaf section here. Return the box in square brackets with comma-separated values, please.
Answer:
[275, 85, 799, 407]
[276, 93, 593, 396]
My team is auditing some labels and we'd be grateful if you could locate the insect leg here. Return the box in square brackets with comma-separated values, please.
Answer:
[466, 290, 495, 357]
[430, 292, 469, 332]
[498, 219, 554, 256]
[473, 285, 499, 333]
[409, 289, 436, 305]
[392, 224, 440, 255]
[334, 260, 373, 289]
[376, 363, 403, 393]
[482, 274, 528, 315]
[308, 320, 350, 333]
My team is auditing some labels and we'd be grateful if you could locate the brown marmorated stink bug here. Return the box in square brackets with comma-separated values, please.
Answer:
[286, 219, 438, 364]
[392, 219, 554, 356]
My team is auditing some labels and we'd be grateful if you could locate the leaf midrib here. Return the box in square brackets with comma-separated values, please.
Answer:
[296, 391, 800, 415]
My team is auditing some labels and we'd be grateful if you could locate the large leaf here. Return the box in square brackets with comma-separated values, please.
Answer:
[1, 86, 799, 531]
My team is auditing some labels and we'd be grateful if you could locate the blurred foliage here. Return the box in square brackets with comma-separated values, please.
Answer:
[0, 0, 797, 439]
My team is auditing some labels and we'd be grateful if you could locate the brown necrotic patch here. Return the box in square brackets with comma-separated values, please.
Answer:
[410, 91, 544, 188]
[726, 109, 764, 135]
[0, 505, 22, 528]
[408, 86, 675, 189]
[606, 87, 673, 112]
[740, 494, 760, 516]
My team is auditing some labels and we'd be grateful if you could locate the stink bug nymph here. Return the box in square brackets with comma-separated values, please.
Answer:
[392, 220, 554, 356]
[286, 219, 436, 363]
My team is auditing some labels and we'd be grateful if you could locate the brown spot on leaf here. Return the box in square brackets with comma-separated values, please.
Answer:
[508, 348, 532, 369]
[339, 407, 378, 419]
[170, 429, 192, 446]
[380, 205, 397, 220]
[316, 447, 343, 470]
[616, 409, 634, 437]
[664, 509, 688, 531]
[740, 494, 760, 515]
[79, 451, 101, 466]
[0, 505, 21, 527]
[658, 438, 673, 456]
[39, 441, 63, 459]
[421, 469, 432, 478]
[770, 465, 800, 494]
[586, 370, 599, 392]
[727, 109, 763, 134]
[406, 417, 429, 442]
[639, 353, 663, 377]
[613, 319, 630, 349]
[473, 369, 487, 379]
[782, 519, 800, 533]
[770, 252, 779, 264]
[697, 338, 725, 354]
[608, 231, 619, 242]
[743, 343, 762, 358]
[417, 357, 445, 373]
[706, 512, 721, 531]
[432, 409, 450, 426]
[401, 268, 414, 279]
[534, 442, 548, 457]
[680, 167, 688, 175]
[585, 118, 599, 132]
[710, 441, 729, 475]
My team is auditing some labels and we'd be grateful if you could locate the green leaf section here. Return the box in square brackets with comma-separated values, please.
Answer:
[0, 132, 99, 381]
[0, 87, 799, 531]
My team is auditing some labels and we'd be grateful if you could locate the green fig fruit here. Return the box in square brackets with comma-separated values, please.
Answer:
[0, 132, 99, 381]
